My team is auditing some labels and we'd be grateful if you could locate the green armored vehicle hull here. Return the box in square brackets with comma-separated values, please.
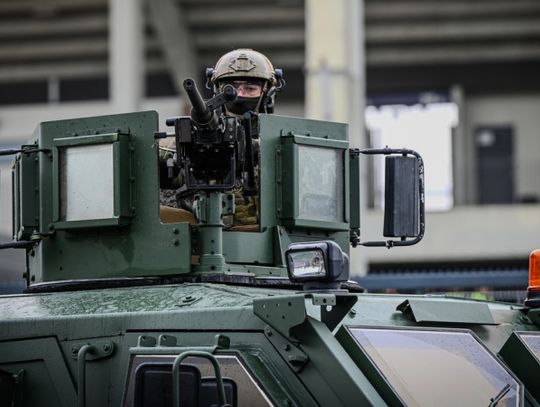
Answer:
[2, 284, 540, 406]
[2, 107, 540, 406]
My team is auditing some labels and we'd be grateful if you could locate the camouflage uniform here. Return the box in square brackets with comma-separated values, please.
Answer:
[159, 138, 190, 210]
[233, 193, 258, 226]
[161, 187, 259, 227]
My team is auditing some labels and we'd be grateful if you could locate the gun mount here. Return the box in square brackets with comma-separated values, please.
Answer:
[166, 79, 265, 271]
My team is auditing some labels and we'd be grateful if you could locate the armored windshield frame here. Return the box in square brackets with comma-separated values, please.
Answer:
[499, 331, 540, 402]
[277, 134, 349, 231]
[51, 133, 132, 230]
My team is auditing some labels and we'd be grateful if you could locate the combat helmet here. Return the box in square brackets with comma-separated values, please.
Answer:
[206, 48, 284, 114]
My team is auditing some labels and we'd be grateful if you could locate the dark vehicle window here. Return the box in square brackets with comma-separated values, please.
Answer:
[124, 354, 272, 407]
[133, 362, 237, 407]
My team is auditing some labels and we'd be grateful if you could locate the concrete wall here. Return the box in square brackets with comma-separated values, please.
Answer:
[357, 204, 540, 268]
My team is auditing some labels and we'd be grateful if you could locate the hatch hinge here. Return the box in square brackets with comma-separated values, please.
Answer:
[263, 325, 309, 372]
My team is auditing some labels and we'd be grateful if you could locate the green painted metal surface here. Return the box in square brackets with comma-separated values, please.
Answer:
[499, 332, 540, 401]
[0, 284, 281, 321]
[397, 298, 496, 324]
[1, 286, 540, 405]
[258, 114, 351, 255]
[0, 337, 76, 407]
[26, 112, 191, 282]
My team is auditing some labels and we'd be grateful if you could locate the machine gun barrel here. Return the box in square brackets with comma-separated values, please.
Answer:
[183, 79, 237, 126]
[183, 78, 213, 124]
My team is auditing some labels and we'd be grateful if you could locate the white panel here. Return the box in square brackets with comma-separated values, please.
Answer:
[61, 144, 114, 221]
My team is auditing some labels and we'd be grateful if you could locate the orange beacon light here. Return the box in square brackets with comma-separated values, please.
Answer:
[525, 249, 540, 308]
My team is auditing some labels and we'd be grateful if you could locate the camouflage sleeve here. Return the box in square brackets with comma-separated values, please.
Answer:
[232, 163, 260, 226]
[158, 138, 187, 208]
[233, 193, 259, 225]
[158, 140, 184, 189]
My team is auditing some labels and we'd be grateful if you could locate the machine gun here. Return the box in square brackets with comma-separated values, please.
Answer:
[165, 78, 257, 192]
[161, 78, 263, 270]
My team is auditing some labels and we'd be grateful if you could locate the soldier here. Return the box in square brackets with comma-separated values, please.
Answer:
[160, 49, 284, 227]
[209, 48, 283, 117]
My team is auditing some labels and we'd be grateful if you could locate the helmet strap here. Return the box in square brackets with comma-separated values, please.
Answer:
[205, 67, 214, 90]
[254, 82, 269, 113]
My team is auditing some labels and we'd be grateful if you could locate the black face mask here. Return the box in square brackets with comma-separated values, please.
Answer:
[225, 96, 260, 115]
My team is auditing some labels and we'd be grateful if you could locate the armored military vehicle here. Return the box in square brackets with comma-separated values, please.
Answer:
[1, 79, 540, 406]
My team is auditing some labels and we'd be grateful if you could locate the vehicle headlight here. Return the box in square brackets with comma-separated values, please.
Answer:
[286, 240, 349, 289]
[287, 247, 327, 279]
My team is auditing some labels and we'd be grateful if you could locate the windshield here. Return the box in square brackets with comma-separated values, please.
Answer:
[346, 327, 521, 407]
[519, 333, 540, 361]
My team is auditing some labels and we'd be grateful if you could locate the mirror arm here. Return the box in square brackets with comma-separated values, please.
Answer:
[0, 241, 36, 250]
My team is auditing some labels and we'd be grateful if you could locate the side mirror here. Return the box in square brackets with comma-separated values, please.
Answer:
[359, 148, 425, 248]
[384, 154, 420, 238]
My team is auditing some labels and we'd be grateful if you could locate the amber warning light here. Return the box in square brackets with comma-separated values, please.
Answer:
[525, 249, 540, 308]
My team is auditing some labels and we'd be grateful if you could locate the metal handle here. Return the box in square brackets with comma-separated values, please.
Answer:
[77, 344, 95, 407]
[73, 341, 114, 407]
[172, 350, 228, 407]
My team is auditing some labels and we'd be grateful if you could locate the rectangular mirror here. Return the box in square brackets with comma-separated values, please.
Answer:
[358, 147, 424, 248]
[383, 155, 420, 237]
